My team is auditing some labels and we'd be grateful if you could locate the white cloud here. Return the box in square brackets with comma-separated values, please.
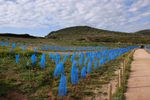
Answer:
[0, 0, 149, 33]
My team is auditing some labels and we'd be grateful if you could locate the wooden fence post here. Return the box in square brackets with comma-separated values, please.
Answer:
[121, 63, 124, 76]
[118, 69, 121, 88]
[123, 59, 126, 71]
[108, 83, 112, 100]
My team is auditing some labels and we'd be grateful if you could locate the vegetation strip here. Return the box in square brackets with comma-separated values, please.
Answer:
[112, 50, 135, 100]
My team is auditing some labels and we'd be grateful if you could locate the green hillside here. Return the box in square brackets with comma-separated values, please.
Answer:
[0, 26, 150, 46]
[46, 26, 150, 44]
[135, 29, 150, 35]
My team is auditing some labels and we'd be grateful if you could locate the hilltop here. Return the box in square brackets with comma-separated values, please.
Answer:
[135, 29, 150, 35]
[46, 26, 150, 44]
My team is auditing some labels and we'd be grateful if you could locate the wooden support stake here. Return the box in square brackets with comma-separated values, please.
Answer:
[123, 60, 126, 70]
[121, 63, 124, 76]
[118, 69, 121, 88]
[108, 83, 112, 100]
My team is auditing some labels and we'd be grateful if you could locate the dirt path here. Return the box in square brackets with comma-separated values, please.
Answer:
[125, 49, 150, 100]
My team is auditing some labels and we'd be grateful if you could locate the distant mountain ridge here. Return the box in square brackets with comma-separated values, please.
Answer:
[0, 33, 38, 38]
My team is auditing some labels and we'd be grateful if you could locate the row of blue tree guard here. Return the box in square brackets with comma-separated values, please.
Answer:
[0, 41, 110, 51]
[15, 46, 137, 96]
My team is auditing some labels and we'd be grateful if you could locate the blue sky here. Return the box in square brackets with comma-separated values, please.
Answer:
[0, 0, 149, 37]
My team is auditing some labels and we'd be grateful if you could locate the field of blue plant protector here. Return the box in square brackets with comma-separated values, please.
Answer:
[0, 41, 137, 99]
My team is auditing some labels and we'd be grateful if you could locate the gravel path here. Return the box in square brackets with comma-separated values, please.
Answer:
[125, 49, 150, 100]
